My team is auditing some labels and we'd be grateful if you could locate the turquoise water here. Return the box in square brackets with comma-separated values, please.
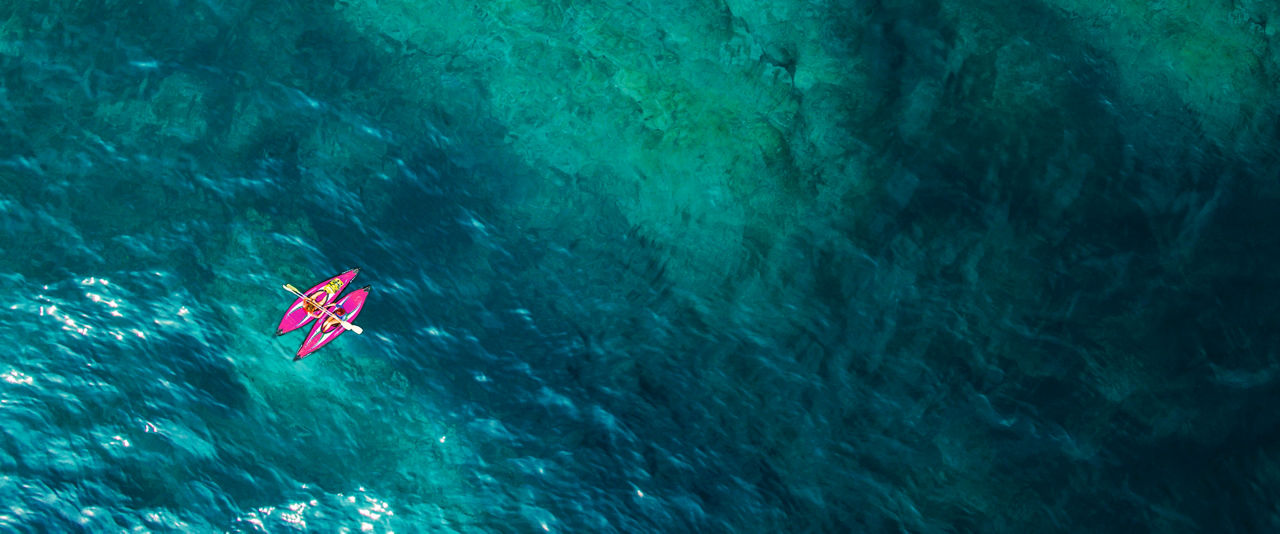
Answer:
[4, 0, 1280, 532]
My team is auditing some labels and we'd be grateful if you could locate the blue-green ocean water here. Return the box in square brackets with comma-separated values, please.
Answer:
[4, 0, 1280, 532]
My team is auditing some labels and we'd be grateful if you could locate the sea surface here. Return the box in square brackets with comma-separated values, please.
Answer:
[3, 0, 1280, 532]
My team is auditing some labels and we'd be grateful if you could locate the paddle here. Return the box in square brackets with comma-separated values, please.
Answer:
[283, 284, 365, 334]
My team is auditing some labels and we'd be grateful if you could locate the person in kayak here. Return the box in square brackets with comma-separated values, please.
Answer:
[302, 295, 328, 318]
[322, 306, 348, 330]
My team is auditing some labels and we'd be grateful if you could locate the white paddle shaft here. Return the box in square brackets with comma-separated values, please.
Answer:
[283, 284, 364, 334]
